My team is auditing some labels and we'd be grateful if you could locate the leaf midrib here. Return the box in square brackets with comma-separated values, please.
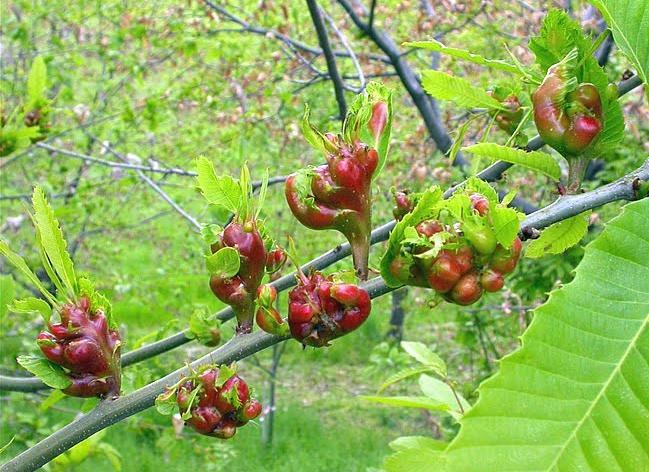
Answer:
[544, 310, 649, 470]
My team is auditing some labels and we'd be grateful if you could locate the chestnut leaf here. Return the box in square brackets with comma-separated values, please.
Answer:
[16, 355, 72, 390]
[32, 187, 78, 300]
[196, 156, 242, 214]
[9, 297, 52, 324]
[155, 389, 177, 416]
[401, 341, 447, 378]
[491, 206, 524, 248]
[0, 239, 58, 307]
[205, 247, 240, 279]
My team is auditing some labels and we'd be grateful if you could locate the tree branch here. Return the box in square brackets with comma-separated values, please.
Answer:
[1, 155, 646, 394]
[5, 155, 648, 468]
[0, 75, 643, 393]
[94, 139, 203, 231]
[306, 0, 348, 118]
[36, 142, 197, 176]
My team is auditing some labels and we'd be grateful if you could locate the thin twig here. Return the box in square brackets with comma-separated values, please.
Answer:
[201, 0, 391, 64]
[321, 9, 366, 91]
[90, 138, 202, 231]
[36, 143, 197, 176]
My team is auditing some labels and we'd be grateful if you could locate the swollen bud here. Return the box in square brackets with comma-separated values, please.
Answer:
[381, 185, 523, 306]
[470, 194, 490, 216]
[449, 271, 483, 306]
[533, 63, 603, 158]
[209, 221, 267, 335]
[255, 306, 289, 336]
[287, 272, 371, 347]
[36, 297, 121, 398]
[369, 101, 388, 138]
[392, 190, 414, 221]
[416, 219, 444, 238]
[265, 247, 287, 274]
[480, 269, 504, 292]
[286, 84, 392, 281]
[162, 366, 260, 439]
[257, 284, 277, 308]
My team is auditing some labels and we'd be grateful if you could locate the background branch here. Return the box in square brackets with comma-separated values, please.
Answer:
[306, 0, 348, 118]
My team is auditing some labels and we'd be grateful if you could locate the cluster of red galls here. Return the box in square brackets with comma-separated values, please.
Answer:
[414, 219, 522, 305]
[284, 135, 378, 281]
[287, 271, 371, 347]
[176, 367, 261, 439]
[390, 192, 522, 305]
[37, 296, 121, 397]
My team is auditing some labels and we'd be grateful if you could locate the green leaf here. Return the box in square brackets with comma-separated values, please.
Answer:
[96, 442, 122, 471]
[16, 355, 71, 390]
[255, 168, 270, 220]
[205, 247, 240, 278]
[300, 105, 337, 155]
[525, 211, 590, 258]
[499, 189, 517, 208]
[289, 167, 318, 210]
[589, 88, 624, 159]
[181, 406, 193, 420]
[0, 436, 15, 455]
[39, 389, 67, 412]
[0, 240, 57, 307]
[239, 164, 252, 221]
[419, 375, 470, 414]
[447, 117, 473, 165]
[155, 389, 177, 416]
[401, 341, 447, 377]
[529, 10, 593, 72]
[9, 297, 52, 324]
[378, 366, 437, 393]
[404, 40, 522, 74]
[463, 143, 561, 180]
[384, 447, 443, 472]
[360, 395, 451, 411]
[188, 307, 220, 346]
[32, 187, 77, 299]
[35, 234, 68, 300]
[490, 206, 522, 248]
[195, 156, 242, 213]
[78, 277, 114, 327]
[27, 56, 47, 106]
[592, 0, 649, 85]
[201, 224, 223, 246]
[216, 364, 236, 388]
[389, 436, 447, 452]
[415, 197, 649, 471]
[421, 71, 505, 110]
[462, 177, 499, 204]
[380, 187, 444, 287]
